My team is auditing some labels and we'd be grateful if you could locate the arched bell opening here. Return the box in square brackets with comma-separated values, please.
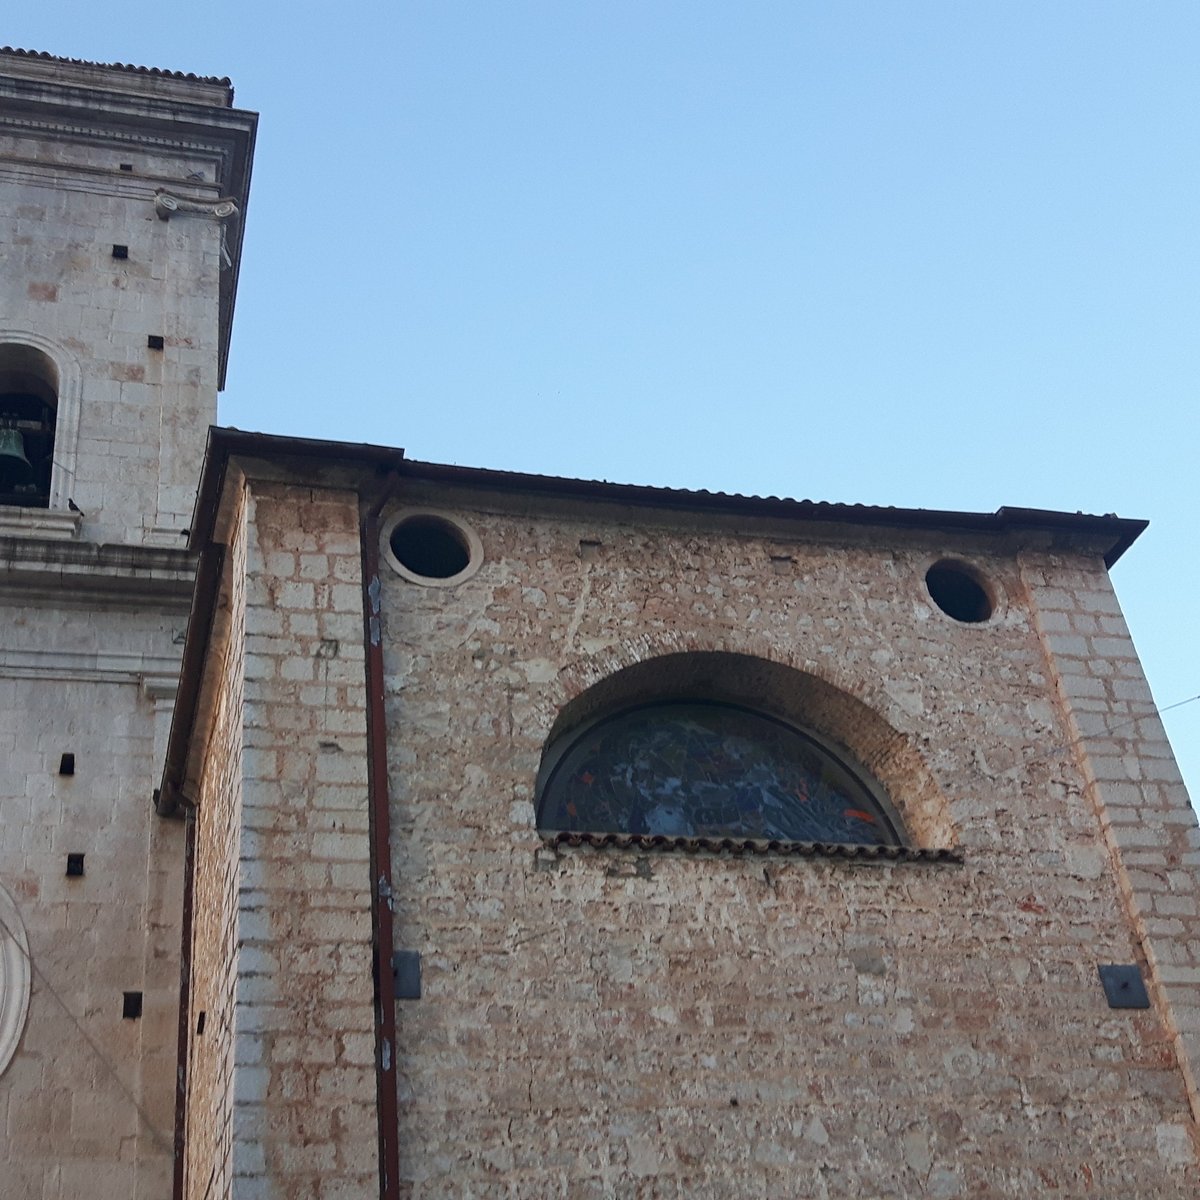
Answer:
[0, 344, 58, 509]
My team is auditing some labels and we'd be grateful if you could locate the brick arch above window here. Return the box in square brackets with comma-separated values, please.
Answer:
[539, 649, 959, 852]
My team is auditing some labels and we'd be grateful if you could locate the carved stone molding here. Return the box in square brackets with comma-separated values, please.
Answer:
[0, 646, 183, 686]
[0, 113, 232, 162]
[0, 506, 82, 541]
[154, 190, 239, 222]
[0, 878, 31, 1078]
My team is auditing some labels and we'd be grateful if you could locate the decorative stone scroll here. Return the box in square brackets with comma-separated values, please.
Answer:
[154, 190, 239, 222]
[0, 878, 31, 1078]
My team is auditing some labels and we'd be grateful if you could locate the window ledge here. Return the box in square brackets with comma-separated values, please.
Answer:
[544, 831, 963, 865]
[0, 505, 80, 540]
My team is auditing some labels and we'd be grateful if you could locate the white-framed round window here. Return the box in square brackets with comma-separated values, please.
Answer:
[0, 878, 31, 1078]
[383, 509, 483, 587]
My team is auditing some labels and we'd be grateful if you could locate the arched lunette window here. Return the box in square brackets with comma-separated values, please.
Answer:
[537, 701, 904, 847]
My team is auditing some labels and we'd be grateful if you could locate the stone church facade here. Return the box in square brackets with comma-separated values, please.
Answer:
[2, 49, 1199, 1200]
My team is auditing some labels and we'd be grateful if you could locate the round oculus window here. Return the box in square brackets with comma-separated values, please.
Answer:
[385, 511, 482, 586]
[925, 560, 994, 624]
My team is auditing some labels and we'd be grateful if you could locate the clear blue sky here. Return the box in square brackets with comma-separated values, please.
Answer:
[11, 3, 1200, 804]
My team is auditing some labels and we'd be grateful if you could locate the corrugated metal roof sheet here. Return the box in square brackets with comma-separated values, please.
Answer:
[188, 428, 1147, 568]
[400, 457, 1146, 567]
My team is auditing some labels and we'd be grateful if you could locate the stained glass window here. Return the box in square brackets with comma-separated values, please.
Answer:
[537, 702, 902, 846]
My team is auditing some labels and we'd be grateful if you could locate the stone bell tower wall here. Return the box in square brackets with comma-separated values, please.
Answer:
[0, 51, 256, 1200]
[0, 50, 255, 543]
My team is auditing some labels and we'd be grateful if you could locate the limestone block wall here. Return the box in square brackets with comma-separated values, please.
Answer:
[378, 489, 1199, 1197]
[0, 136, 224, 542]
[0, 607, 185, 1200]
[186, 479, 379, 1199]
[186, 483, 248, 1200]
[0, 52, 253, 544]
[1022, 554, 1200, 1126]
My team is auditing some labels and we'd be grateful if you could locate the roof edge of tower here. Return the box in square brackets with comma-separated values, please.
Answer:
[0, 46, 234, 104]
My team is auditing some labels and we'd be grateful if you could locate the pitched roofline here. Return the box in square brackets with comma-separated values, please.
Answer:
[400, 459, 1147, 569]
[188, 427, 1148, 569]
[157, 429, 407, 817]
[186, 427, 408, 549]
[159, 423, 1147, 817]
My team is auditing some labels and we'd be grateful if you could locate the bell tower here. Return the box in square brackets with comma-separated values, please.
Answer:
[0, 48, 254, 543]
[0, 50, 256, 1200]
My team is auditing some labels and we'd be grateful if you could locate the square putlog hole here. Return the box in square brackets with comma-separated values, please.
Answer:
[111, 244, 129, 260]
[122, 991, 143, 1020]
[392, 950, 422, 1000]
[58, 753, 75, 776]
[65, 853, 85, 878]
[147, 335, 165, 351]
[1098, 964, 1150, 1009]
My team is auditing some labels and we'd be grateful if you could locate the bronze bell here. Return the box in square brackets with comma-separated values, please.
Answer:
[0, 426, 34, 489]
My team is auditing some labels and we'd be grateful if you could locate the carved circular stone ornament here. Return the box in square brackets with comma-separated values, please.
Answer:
[0, 878, 31, 1078]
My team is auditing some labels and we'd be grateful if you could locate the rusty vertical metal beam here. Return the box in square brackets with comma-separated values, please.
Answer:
[361, 472, 402, 1200]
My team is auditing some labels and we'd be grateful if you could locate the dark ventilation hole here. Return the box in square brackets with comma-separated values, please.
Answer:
[925, 561, 993, 624]
[122, 991, 143, 1020]
[390, 516, 471, 580]
[196, 1010, 207, 1035]
[119, 163, 133, 172]
[147, 334, 164, 351]
[66, 853, 85, 878]
[58, 753, 75, 776]
[111, 244, 129, 260]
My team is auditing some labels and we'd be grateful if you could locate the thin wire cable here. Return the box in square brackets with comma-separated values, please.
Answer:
[1155, 693, 1200, 719]
[0, 906, 174, 1156]
[1024, 691, 1200, 774]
